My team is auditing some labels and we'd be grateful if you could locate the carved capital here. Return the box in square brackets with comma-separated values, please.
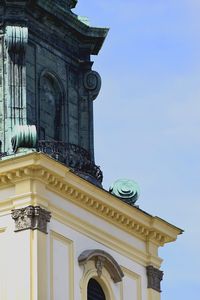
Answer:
[146, 265, 163, 292]
[12, 206, 51, 234]
[5, 26, 28, 52]
[83, 71, 101, 101]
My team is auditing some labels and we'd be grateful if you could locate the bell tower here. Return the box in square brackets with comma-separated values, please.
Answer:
[0, 0, 108, 186]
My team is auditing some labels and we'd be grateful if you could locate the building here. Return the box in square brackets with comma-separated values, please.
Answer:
[0, 1, 182, 300]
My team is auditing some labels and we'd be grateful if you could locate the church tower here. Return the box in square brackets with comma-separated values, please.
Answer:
[0, 2, 182, 300]
[0, 0, 107, 186]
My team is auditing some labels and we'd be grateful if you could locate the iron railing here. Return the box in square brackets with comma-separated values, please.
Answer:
[37, 140, 103, 184]
[0, 141, 103, 185]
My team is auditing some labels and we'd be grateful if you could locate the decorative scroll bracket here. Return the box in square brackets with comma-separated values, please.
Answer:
[83, 71, 101, 101]
[5, 26, 28, 53]
[146, 265, 163, 292]
[4, 25, 28, 151]
[11, 206, 51, 234]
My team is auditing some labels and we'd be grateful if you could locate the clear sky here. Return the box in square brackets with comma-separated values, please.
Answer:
[76, 1, 200, 299]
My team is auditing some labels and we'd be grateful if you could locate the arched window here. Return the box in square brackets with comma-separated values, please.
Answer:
[39, 72, 64, 141]
[87, 278, 106, 300]
[79, 249, 124, 300]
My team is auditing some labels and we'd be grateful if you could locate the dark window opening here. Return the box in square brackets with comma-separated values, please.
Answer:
[87, 278, 106, 300]
[39, 73, 64, 141]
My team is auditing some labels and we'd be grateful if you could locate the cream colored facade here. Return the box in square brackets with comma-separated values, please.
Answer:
[0, 152, 182, 300]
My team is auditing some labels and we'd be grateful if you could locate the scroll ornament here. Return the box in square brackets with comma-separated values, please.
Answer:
[5, 26, 28, 52]
[109, 179, 140, 205]
[11, 125, 37, 153]
[83, 70, 101, 100]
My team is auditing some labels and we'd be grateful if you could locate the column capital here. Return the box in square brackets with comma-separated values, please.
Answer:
[146, 265, 163, 292]
[11, 206, 51, 234]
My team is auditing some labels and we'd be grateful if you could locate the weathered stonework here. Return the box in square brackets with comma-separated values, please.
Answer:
[146, 265, 163, 292]
[11, 206, 51, 234]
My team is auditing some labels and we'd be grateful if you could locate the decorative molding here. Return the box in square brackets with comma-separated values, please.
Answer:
[12, 125, 37, 152]
[146, 265, 163, 292]
[49, 203, 161, 268]
[0, 153, 182, 246]
[50, 231, 74, 300]
[79, 260, 115, 300]
[121, 267, 142, 300]
[11, 205, 51, 233]
[83, 71, 101, 101]
[3, 25, 28, 152]
[95, 256, 106, 277]
[5, 26, 28, 52]
[78, 249, 124, 283]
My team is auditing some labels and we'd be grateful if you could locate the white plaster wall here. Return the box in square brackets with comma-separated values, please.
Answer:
[48, 217, 148, 300]
[52, 238, 69, 300]
[0, 186, 15, 203]
[46, 189, 146, 252]
[0, 215, 31, 300]
[0, 187, 148, 300]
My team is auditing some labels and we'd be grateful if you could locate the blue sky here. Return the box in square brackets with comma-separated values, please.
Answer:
[76, 1, 200, 299]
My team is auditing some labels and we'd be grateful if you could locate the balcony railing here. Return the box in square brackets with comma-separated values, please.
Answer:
[37, 140, 103, 185]
[0, 140, 103, 186]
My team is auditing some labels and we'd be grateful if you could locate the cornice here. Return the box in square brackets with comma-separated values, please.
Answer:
[27, 1, 109, 55]
[0, 153, 182, 247]
[1, 1, 108, 55]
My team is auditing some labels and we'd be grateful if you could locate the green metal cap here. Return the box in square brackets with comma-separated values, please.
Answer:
[109, 179, 140, 205]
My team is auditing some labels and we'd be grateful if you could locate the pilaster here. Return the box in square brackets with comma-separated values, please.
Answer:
[147, 289, 161, 300]
[31, 229, 48, 300]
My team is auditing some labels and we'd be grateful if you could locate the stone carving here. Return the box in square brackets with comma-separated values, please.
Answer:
[12, 206, 51, 234]
[83, 71, 101, 100]
[146, 265, 163, 292]
[78, 249, 124, 283]
[5, 26, 28, 52]
[95, 256, 106, 277]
